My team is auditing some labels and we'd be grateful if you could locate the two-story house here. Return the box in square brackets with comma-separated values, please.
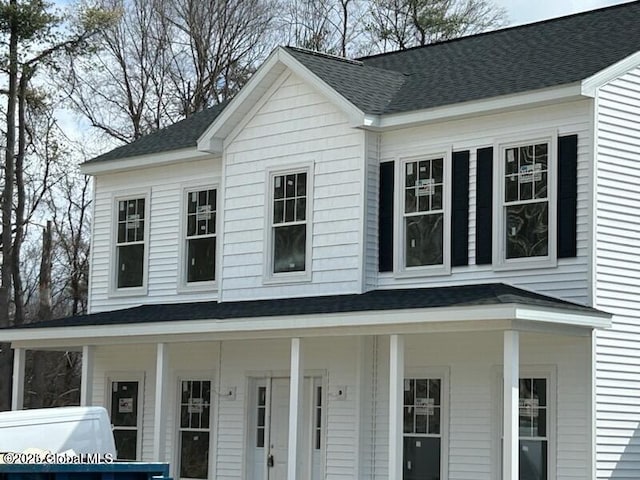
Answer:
[4, 2, 640, 479]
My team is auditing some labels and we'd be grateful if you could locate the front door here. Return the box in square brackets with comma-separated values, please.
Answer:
[248, 377, 322, 480]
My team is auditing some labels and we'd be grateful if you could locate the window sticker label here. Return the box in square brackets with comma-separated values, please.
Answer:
[118, 397, 134, 413]
[196, 205, 212, 221]
[404, 379, 411, 391]
[415, 397, 435, 415]
[126, 214, 140, 230]
[507, 149, 516, 163]
[417, 178, 434, 196]
[188, 397, 204, 414]
[519, 164, 542, 183]
[519, 398, 539, 417]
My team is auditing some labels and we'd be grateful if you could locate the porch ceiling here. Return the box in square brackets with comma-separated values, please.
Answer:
[2, 284, 610, 348]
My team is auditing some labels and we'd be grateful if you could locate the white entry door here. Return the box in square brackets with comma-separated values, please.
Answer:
[268, 378, 290, 480]
[248, 377, 323, 480]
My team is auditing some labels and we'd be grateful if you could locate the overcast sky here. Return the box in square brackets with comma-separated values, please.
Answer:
[495, 0, 636, 26]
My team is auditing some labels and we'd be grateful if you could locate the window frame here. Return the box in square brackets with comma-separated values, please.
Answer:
[110, 190, 150, 296]
[394, 150, 452, 277]
[403, 367, 450, 480]
[178, 182, 219, 292]
[493, 132, 558, 270]
[492, 366, 557, 480]
[263, 163, 314, 284]
[174, 375, 215, 480]
[106, 372, 144, 461]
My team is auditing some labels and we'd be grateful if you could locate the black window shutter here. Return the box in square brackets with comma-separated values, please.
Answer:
[557, 135, 578, 258]
[378, 161, 394, 272]
[475, 147, 493, 265]
[451, 151, 470, 266]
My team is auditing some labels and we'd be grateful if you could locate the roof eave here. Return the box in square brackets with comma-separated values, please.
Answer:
[364, 83, 586, 131]
[197, 47, 366, 154]
[581, 50, 640, 96]
[80, 147, 216, 176]
[6, 302, 610, 348]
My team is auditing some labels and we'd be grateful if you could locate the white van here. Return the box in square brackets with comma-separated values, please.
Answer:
[0, 406, 116, 456]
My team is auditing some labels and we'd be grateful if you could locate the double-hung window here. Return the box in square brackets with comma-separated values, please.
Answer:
[185, 188, 217, 284]
[269, 169, 309, 277]
[400, 155, 449, 273]
[519, 378, 548, 480]
[178, 380, 212, 479]
[496, 136, 556, 268]
[116, 197, 146, 289]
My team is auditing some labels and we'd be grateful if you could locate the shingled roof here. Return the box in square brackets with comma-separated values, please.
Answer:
[85, 1, 640, 164]
[5, 284, 606, 330]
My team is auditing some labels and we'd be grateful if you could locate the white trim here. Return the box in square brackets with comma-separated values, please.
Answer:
[81, 345, 95, 406]
[388, 334, 404, 480]
[106, 372, 145, 461]
[81, 148, 215, 176]
[367, 84, 584, 130]
[5, 303, 610, 345]
[394, 148, 452, 277]
[492, 131, 558, 270]
[403, 366, 450, 480]
[87, 176, 97, 313]
[177, 181, 220, 293]
[263, 162, 314, 284]
[11, 347, 25, 410]
[581, 51, 640, 97]
[109, 188, 151, 297]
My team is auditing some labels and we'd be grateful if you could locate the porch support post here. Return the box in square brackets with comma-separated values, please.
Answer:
[503, 330, 519, 480]
[288, 337, 304, 480]
[153, 343, 168, 461]
[11, 347, 25, 410]
[389, 334, 404, 480]
[80, 345, 95, 406]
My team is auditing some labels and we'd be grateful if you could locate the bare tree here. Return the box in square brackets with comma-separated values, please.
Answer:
[367, 0, 506, 51]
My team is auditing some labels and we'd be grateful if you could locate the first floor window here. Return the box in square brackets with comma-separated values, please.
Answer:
[116, 198, 145, 288]
[519, 378, 548, 480]
[110, 380, 140, 460]
[272, 171, 307, 274]
[503, 143, 549, 260]
[179, 380, 212, 479]
[403, 377, 441, 480]
[403, 158, 444, 268]
[185, 189, 216, 283]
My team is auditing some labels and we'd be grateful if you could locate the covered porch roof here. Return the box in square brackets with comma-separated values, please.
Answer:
[2, 283, 610, 349]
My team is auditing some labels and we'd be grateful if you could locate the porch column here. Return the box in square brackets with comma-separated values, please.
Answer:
[153, 343, 169, 461]
[11, 347, 25, 410]
[503, 330, 519, 480]
[80, 345, 95, 406]
[389, 334, 404, 480]
[288, 337, 304, 480]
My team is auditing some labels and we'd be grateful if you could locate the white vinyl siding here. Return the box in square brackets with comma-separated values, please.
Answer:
[363, 130, 380, 291]
[377, 100, 592, 305]
[221, 72, 364, 301]
[89, 158, 221, 313]
[594, 66, 640, 479]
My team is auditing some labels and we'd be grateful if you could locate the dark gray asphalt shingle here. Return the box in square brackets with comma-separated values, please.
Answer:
[85, 102, 228, 164]
[85, 1, 640, 164]
[6, 284, 606, 330]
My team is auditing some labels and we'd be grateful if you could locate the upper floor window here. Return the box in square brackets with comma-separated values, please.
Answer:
[397, 153, 450, 275]
[116, 198, 146, 289]
[185, 188, 216, 284]
[266, 166, 311, 281]
[495, 135, 556, 269]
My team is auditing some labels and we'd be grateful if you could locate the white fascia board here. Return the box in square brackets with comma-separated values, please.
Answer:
[196, 47, 366, 153]
[80, 148, 215, 176]
[3, 302, 608, 346]
[365, 83, 585, 131]
[581, 51, 640, 96]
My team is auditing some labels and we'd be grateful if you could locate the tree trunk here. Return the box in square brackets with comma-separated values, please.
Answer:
[39, 221, 53, 321]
